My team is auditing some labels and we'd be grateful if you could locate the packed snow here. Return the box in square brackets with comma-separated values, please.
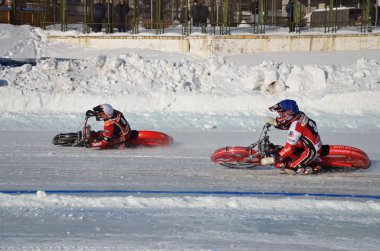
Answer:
[0, 24, 380, 250]
[1, 24, 380, 131]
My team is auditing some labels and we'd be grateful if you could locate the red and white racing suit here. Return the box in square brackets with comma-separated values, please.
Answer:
[90, 110, 131, 149]
[276, 112, 322, 169]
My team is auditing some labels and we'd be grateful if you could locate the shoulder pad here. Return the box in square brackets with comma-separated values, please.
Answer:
[297, 113, 308, 126]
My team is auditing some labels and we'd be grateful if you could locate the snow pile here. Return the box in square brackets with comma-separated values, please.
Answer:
[1, 24, 380, 130]
[1, 54, 379, 114]
[0, 24, 45, 59]
[1, 192, 380, 213]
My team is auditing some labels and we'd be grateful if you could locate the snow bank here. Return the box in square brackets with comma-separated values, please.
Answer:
[1, 24, 380, 130]
[1, 55, 379, 114]
[1, 192, 380, 213]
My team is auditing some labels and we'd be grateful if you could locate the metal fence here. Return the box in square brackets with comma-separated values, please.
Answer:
[0, 0, 377, 34]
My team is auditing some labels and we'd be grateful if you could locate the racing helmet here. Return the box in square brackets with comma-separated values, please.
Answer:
[93, 104, 114, 120]
[269, 99, 300, 128]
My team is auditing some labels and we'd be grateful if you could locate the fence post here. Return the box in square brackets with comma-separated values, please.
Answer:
[293, 0, 301, 33]
[221, 0, 230, 35]
[238, 0, 241, 24]
[361, 0, 372, 32]
[131, 0, 138, 34]
[61, 0, 67, 31]
[83, 0, 88, 33]
[376, 0, 379, 27]
[181, 0, 190, 35]
[210, 0, 217, 34]
[156, 0, 164, 34]
[323, 0, 336, 33]
[39, 0, 47, 28]
[254, 0, 265, 34]
[328, 0, 336, 33]
[11, 0, 16, 25]
[53, 0, 57, 24]
[105, 0, 113, 33]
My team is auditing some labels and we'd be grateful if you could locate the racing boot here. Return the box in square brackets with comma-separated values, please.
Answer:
[296, 165, 321, 175]
[311, 165, 322, 174]
[284, 167, 298, 175]
[296, 166, 314, 175]
[274, 161, 298, 175]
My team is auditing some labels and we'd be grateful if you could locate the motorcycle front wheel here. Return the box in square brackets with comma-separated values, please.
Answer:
[51, 132, 83, 147]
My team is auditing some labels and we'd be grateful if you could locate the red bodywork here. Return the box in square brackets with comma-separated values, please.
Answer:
[83, 118, 173, 148]
[127, 130, 173, 147]
[320, 145, 371, 169]
[211, 145, 371, 169]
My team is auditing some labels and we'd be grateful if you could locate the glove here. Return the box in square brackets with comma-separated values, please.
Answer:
[263, 116, 277, 127]
[261, 152, 281, 166]
[86, 110, 96, 118]
[261, 157, 275, 165]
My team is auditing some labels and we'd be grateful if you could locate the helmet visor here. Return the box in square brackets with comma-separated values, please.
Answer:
[278, 111, 288, 119]
[269, 103, 283, 112]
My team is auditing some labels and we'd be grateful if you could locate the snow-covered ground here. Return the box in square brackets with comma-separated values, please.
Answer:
[1, 24, 380, 250]
[1, 131, 380, 250]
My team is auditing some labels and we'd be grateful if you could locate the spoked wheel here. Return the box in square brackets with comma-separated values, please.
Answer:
[219, 162, 259, 169]
[52, 132, 83, 147]
[211, 146, 261, 169]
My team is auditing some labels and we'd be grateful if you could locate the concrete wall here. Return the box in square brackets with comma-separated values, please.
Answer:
[48, 33, 380, 58]
[49, 35, 190, 54]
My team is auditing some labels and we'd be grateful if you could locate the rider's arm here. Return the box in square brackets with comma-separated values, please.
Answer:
[278, 122, 302, 159]
[89, 121, 115, 149]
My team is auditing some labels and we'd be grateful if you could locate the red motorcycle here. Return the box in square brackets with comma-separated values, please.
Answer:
[211, 124, 371, 172]
[52, 117, 173, 148]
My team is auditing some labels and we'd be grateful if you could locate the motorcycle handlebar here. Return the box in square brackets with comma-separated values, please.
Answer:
[85, 110, 96, 118]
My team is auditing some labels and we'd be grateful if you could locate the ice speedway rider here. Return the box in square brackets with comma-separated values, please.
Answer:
[85, 104, 131, 149]
[261, 99, 323, 174]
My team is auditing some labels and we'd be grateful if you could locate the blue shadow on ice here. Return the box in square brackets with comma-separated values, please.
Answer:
[1, 190, 380, 200]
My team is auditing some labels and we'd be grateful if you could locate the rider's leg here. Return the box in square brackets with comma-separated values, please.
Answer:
[288, 147, 320, 174]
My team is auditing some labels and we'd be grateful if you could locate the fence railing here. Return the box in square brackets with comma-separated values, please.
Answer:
[0, 0, 377, 34]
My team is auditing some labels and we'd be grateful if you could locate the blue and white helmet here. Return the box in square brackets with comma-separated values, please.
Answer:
[269, 99, 300, 128]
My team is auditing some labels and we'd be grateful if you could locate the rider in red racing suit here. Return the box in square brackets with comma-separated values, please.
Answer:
[85, 104, 131, 149]
[261, 99, 322, 174]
